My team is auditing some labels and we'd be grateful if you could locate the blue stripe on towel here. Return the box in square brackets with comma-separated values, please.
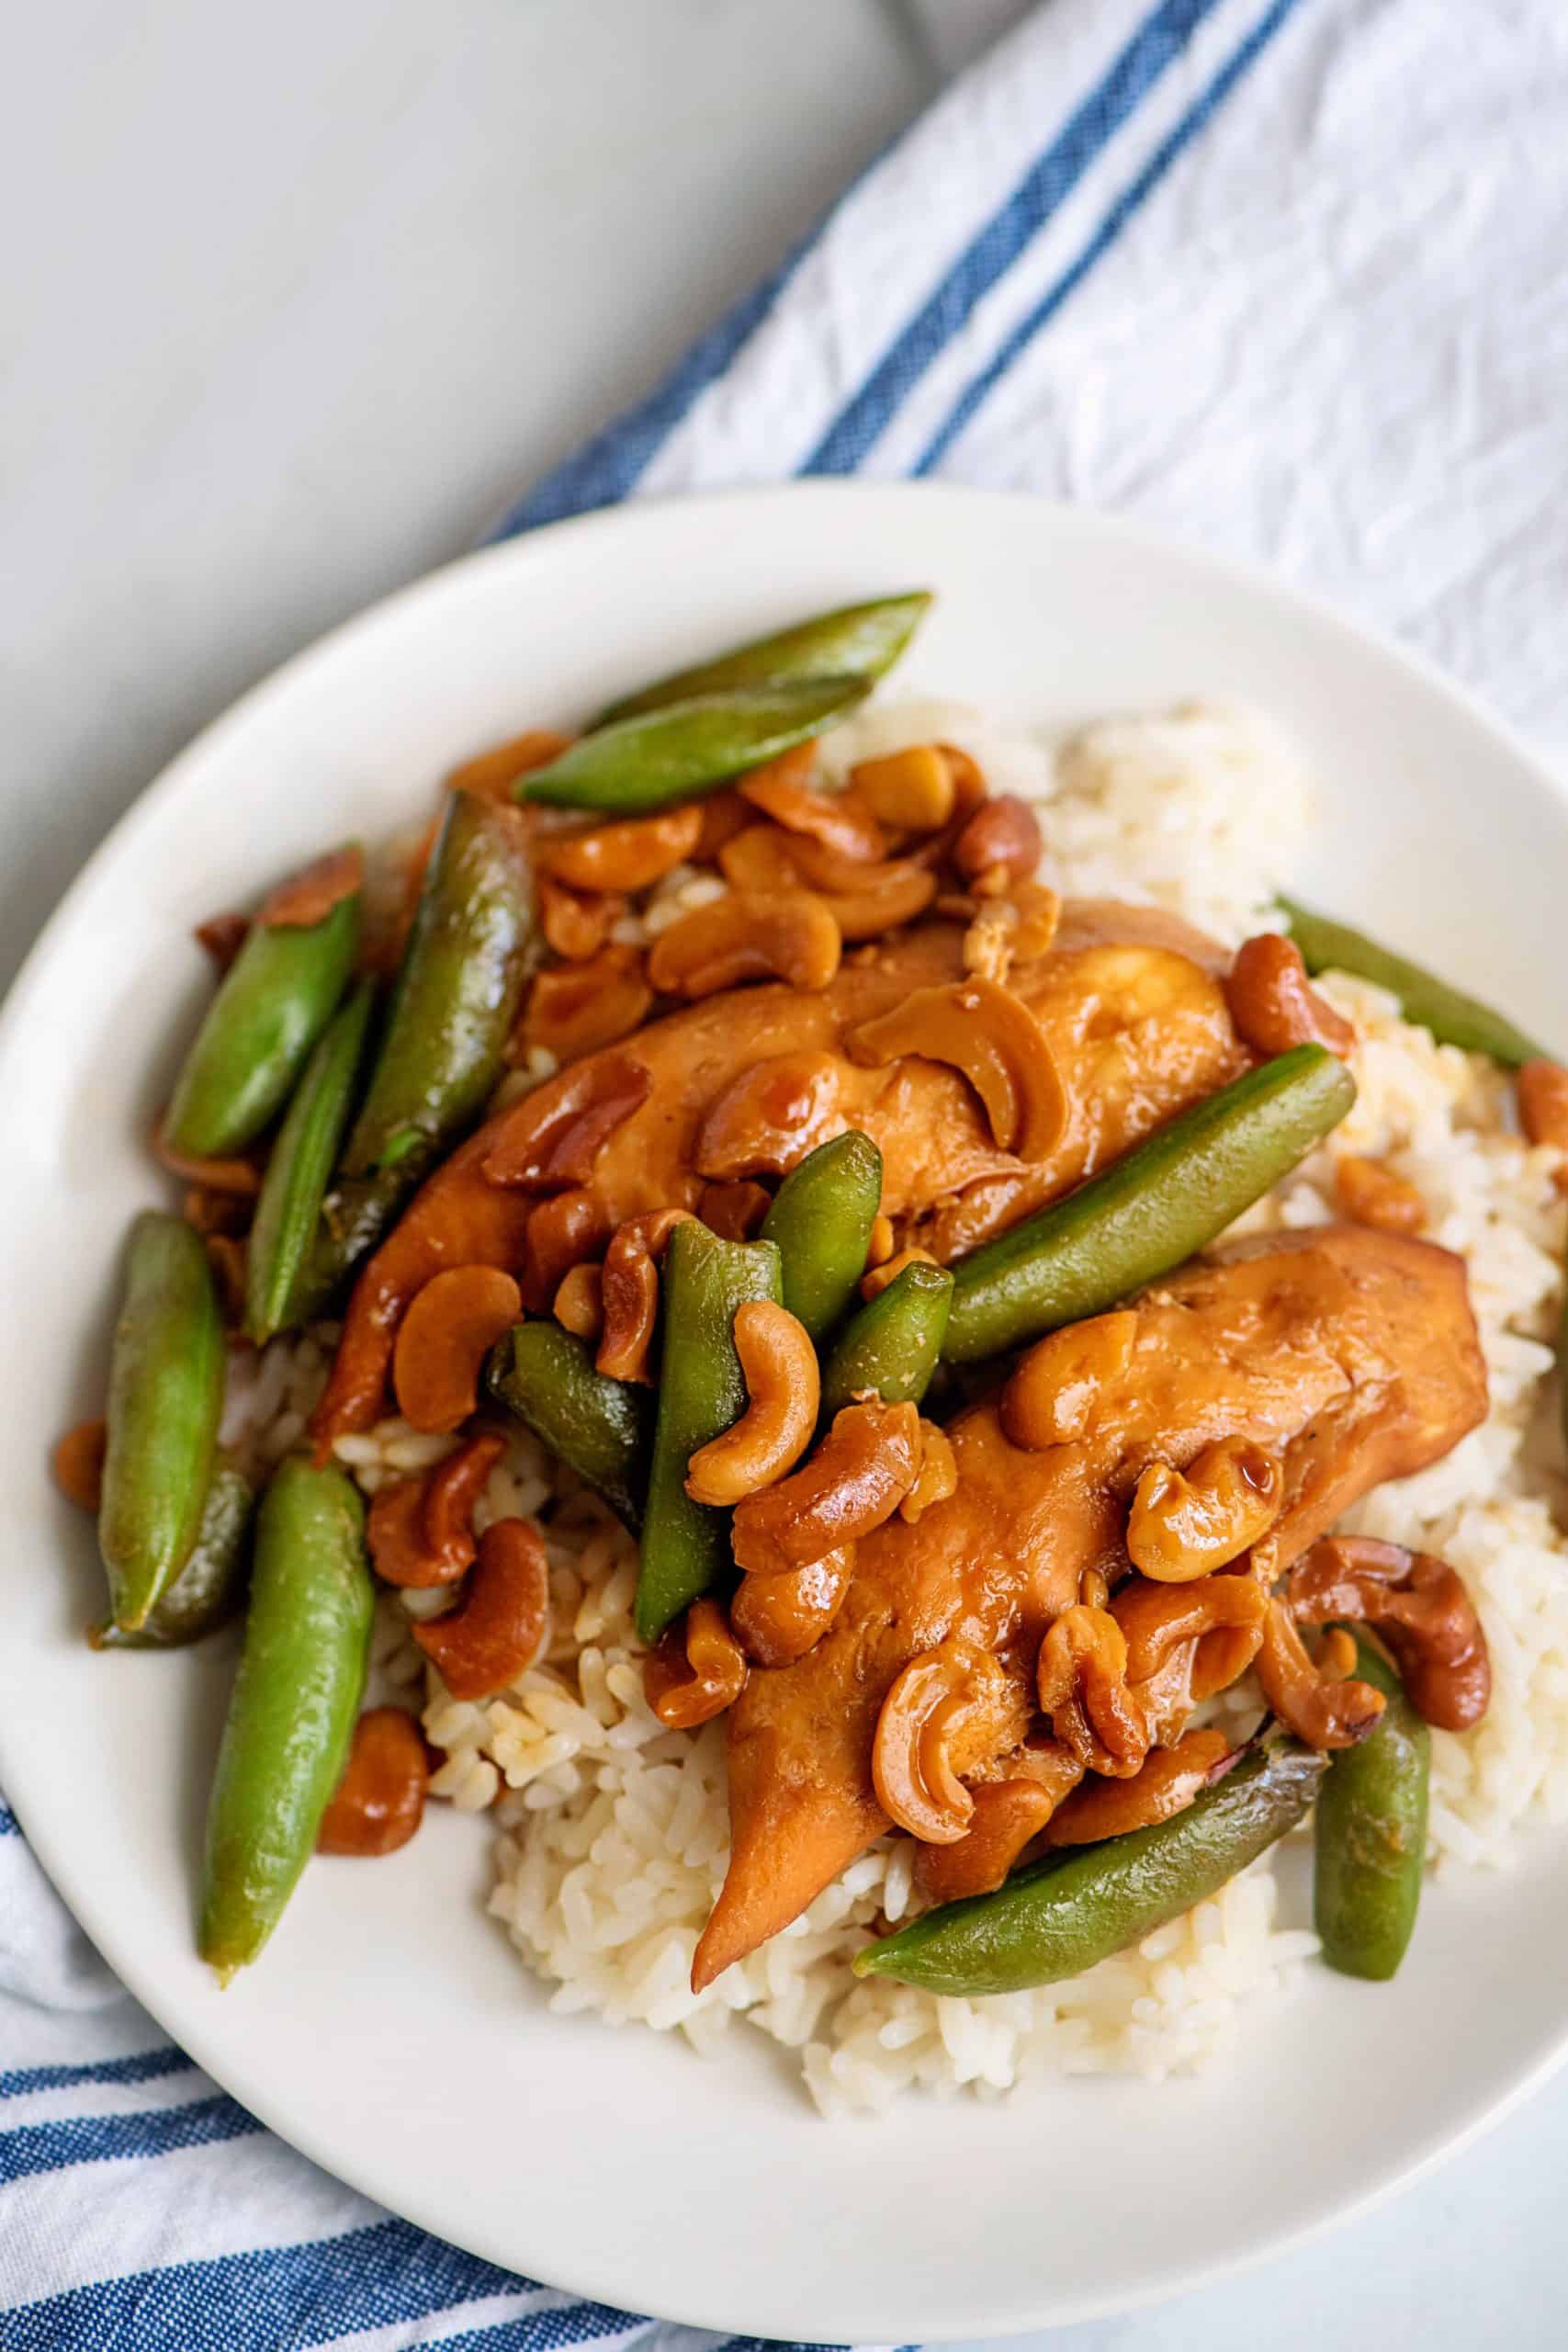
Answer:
[0, 2044, 190, 2102]
[0, 2220, 535, 2350]
[0, 2093, 260, 2186]
[915, 0, 1309, 471]
[799, 0, 1229, 477]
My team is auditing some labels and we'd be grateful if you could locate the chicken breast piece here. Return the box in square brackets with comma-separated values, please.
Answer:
[694, 1225, 1486, 1990]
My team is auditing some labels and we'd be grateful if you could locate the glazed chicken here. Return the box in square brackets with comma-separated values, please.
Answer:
[313, 901, 1244, 1443]
[694, 1225, 1486, 1989]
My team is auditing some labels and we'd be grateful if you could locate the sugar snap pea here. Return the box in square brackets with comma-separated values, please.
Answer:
[599, 592, 931, 724]
[296, 792, 532, 1314]
[516, 680, 870, 816]
[245, 978, 375, 1344]
[854, 1735, 1325, 1996]
[1280, 898, 1544, 1066]
[820, 1259, 953, 1418]
[91, 1456, 254, 1650]
[163, 858, 360, 1159]
[98, 1212, 226, 1633]
[486, 1320, 651, 1532]
[199, 1456, 372, 1978]
[760, 1130, 883, 1342]
[635, 1222, 782, 1645]
[1314, 1629, 1428, 1981]
[942, 1045, 1356, 1366]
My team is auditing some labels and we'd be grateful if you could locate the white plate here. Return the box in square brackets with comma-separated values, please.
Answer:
[2, 482, 1565, 2342]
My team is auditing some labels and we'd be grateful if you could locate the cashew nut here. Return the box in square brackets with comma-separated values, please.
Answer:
[1334, 1152, 1426, 1234]
[596, 1210, 693, 1385]
[1001, 1310, 1139, 1450]
[391, 1265, 523, 1434]
[685, 1302, 820, 1506]
[898, 1420, 958, 1522]
[860, 1245, 939, 1302]
[318, 1707, 430, 1857]
[1288, 1534, 1491, 1731]
[739, 763, 887, 862]
[730, 1397, 922, 1575]
[1255, 1598, 1386, 1749]
[1035, 1604, 1150, 1778]
[872, 1638, 1011, 1843]
[552, 1261, 604, 1340]
[729, 1544, 854, 1668]
[694, 1049, 847, 1181]
[847, 744, 957, 833]
[719, 825, 937, 940]
[1126, 1438, 1284, 1582]
[517, 944, 653, 1066]
[1224, 933, 1355, 1059]
[695, 1178, 772, 1239]
[848, 977, 1067, 1162]
[1046, 1728, 1236, 1847]
[643, 1597, 749, 1729]
[521, 1187, 610, 1314]
[412, 1518, 550, 1700]
[538, 874, 624, 962]
[367, 1430, 506, 1589]
[536, 804, 703, 894]
[484, 1052, 652, 1189]
[953, 794, 1043, 889]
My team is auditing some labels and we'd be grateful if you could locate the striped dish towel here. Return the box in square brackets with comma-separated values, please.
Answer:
[5, 0, 1564, 2340]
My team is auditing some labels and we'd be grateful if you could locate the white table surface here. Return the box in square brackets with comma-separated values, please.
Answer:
[3, 3, 1562, 2344]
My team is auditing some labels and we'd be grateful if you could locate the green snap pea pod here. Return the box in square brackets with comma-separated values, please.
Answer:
[98, 1212, 226, 1632]
[486, 1321, 651, 1532]
[199, 1456, 372, 1978]
[855, 1736, 1326, 1996]
[942, 1044, 1356, 1366]
[516, 680, 870, 816]
[1314, 1630, 1429, 1981]
[91, 1456, 254, 1650]
[635, 1223, 782, 1645]
[760, 1130, 883, 1342]
[295, 791, 532, 1314]
[244, 978, 375, 1344]
[1280, 897, 1545, 1066]
[163, 859, 360, 1159]
[599, 592, 932, 724]
[820, 1260, 953, 1418]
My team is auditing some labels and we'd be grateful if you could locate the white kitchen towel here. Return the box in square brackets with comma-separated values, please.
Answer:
[5, 0, 1566, 2342]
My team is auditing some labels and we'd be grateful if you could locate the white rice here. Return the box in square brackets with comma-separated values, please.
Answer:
[291, 695, 1568, 2114]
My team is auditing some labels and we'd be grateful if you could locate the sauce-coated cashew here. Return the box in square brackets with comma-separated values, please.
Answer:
[1126, 1439, 1284, 1582]
[729, 1544, 854, 1668]
[392, 1265, 524, 1433]
[1255, 1598, 1386, 1749]
[1001, 1310, 1139, 1449]
[1288, 1534, 1491, 1730]
[730, 1398, 921, 1575]
[536, 805, 703, 894]
[596, 1210, 693, 1385]
[848, 978, 1067, 1162]
[848, 745, 957, 833]
[318, 1707, 430, 1857]
[685, 1302, 820, 1506]
[518, 945, 653, 1066]
[647, 891, 841, 999]
[1334, 1153, 1426, 1234]
[643, 1597, 749, 1729]
[367, 1430, 506, 1589]
[872, 1638, 1011, 1843]
[1224, 933, 1354, 1059]
[1046, 1727, 1235, 1847]
[1036, 1604, 1150, 1778]
[412, 1518, 550, 1700]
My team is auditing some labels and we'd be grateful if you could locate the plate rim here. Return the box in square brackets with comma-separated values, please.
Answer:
[4, 477, 1567, 2338]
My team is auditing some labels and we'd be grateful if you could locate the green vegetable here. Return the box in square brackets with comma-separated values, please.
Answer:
[163, 865, 360, 1159]
[199, 1456, 372, 1978]
[486, 1320, 651, 1532]
[821, 1259, 953, 1418]
[516, 680, 870, 816]
[599, 592, 931, 724]
[635, 1222, 781, 1644]
[1280, 898, 1544, 1066]
[91, 1456, 254, 1650]
[244, 979, 375, 1343]
[98, 1212, 226, 1632]
[942, 1045, 1356, 1366]
[1314, 1629, 1429, 1981]
[760, 1130, 883, 1342]
[855, 1736, 1325, 1996]
[295, 791, 532, 1313]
